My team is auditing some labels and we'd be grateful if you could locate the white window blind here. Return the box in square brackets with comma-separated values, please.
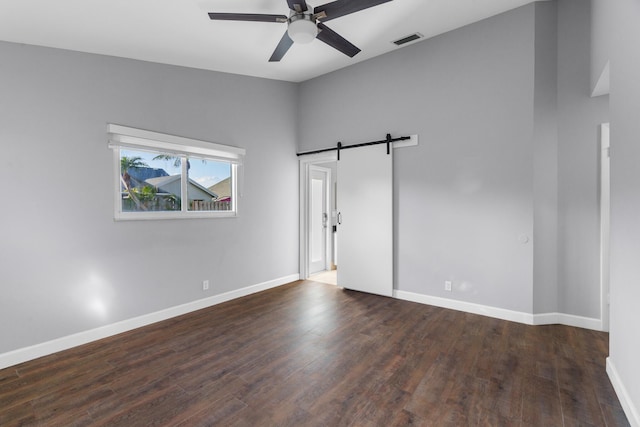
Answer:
[107, 124, 245, 164]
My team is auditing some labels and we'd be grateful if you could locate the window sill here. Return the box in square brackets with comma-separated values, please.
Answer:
[114, 211, 238, 221]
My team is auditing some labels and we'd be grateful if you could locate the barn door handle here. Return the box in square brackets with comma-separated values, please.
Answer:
[337, 212, 342, 224]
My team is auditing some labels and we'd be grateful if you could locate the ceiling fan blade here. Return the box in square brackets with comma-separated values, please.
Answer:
[316, 23, 361, 58]
[314, 0, 392, 22]
[208, 13, 288, 23]
[287, 0, 309, 13]
[269, 31, 294, 62]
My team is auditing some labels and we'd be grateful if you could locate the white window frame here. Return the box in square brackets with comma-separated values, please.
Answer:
[108, 124, 245, 221]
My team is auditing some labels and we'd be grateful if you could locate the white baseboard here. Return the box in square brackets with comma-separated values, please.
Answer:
[607, 357, 640, 427]
[0, 274, 299, 370]
[394, 290, 534, 324]
[393, 290, 602, 331]
[532, 312, 602, 331]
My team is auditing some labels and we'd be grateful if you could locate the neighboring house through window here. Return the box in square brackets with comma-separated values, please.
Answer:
[108, 124, 245, 220]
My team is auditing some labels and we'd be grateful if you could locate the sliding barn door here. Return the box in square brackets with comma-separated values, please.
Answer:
[337, 144, 393, 297]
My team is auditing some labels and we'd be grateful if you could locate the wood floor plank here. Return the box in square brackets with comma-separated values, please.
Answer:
[0, 400, 37, 426]
[0, 368, 20, 388]
[174, 395, 248, 427]
[601, 401, 633, 427]
[522, 375, 563, 425]
[557, 352, 609, 425]
[0, 356, 115, 413]
[30, 386, 113, 426]
[92, 385, 190, 427]
[0, 280, 630, 426]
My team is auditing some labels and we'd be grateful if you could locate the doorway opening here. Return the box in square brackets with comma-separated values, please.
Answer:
[309, 163, 335, 280]
[299, 153, 338, 284]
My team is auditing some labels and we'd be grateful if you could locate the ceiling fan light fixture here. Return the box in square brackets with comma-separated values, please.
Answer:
[288, 14, 317, 44]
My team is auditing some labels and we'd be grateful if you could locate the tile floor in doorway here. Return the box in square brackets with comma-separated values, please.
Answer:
[309, 269, 337, 285]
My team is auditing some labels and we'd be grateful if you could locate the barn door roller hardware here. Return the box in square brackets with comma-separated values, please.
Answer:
[296, 133, 410, 160]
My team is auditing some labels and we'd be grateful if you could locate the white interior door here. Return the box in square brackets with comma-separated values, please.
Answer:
[337, 144, 393, 297]
[309, 166, 330, 274]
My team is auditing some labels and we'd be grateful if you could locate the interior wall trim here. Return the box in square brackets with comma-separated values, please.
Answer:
[0, 274, 299, 370]
[532, 312, 602, 330]
[394, 290, 602, 331]
[607, 357, 640, 427]
[394, 290, 534, 324]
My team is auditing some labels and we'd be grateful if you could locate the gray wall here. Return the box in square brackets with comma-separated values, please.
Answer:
[606, 0, 640, 419]
[0, 42, 299, 354]
[300, 5, 537, 313]
[590, 0, 612, 92]
[532, 1, 559, 314]
[299, 1, 608, 321]
[556, 0, 609, 318]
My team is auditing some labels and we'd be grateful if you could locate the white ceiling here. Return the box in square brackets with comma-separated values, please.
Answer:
[0, 0, 535, 82]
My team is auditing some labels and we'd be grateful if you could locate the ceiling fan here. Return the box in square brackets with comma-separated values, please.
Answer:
[208, 0, 393, 62]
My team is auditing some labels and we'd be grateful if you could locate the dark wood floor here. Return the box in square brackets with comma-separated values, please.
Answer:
[0, 280, 630, 426]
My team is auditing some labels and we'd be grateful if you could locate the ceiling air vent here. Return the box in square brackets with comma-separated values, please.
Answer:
[392, 33, 424, 46]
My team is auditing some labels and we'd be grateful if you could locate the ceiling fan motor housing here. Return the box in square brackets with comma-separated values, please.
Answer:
[288, 13, 318, 44]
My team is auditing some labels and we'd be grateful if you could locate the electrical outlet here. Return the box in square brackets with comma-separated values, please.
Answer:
[202, 280, 209, 291]
[445, 281, 452, 292]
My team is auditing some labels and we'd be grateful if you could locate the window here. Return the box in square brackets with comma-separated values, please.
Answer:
[108, 124, 244, 220]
